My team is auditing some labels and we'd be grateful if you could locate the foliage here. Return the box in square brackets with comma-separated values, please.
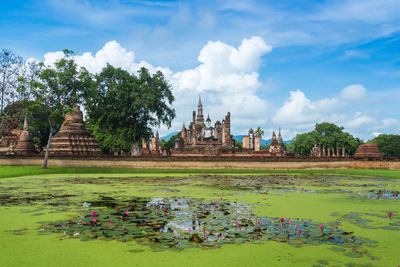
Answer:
[291, 122, 363, 155]
[160, 133, 180, 150]
[84, 65, 175, 153]
[234, 139, 243, 148]
[369, 134, 400, 158]
[260, 144, 269, 151]
[0, 100, 54, 147]
[0, 49, 23, 119]
[254, 127, 264, 138]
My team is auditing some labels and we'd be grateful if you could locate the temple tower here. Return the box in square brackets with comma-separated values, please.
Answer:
[15, 117, 37, 155]
[196, 96, 204, 126]
[278, 128, 283, 144]
[48, 105, 102, 156]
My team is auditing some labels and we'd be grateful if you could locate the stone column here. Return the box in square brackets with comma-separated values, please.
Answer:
[254, 136, 261, 151]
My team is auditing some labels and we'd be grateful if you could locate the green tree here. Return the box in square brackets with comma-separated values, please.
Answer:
[254, 127, 264, 138]
[33, 49, 93, 168]
[234, 139, 243, 148]
[369, 134, 400, 158]
[160, 133, 180, 150]
[260, 144, 269, 151]
[0, 100, 52, 148]
[84, 65, 175, 153]
[291, 122, 363, 156]
[0, 49, 23, 125]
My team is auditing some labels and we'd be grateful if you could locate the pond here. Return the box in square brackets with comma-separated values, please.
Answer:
[0, 174, 399, 266]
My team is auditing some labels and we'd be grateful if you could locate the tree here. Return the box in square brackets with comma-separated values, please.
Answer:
[160, 133, 180, 150]
[260, 144, 269, 151]
[33, 49, 93, 168]
[0, 100, 51, 148]
[291, 122, 363, 156]
[234, 139, 243, 148]
[0, 49, 23, 123]
[84, 65, 175, 153]
[254, 127, 264, 138]
[369, 134, 400, 158]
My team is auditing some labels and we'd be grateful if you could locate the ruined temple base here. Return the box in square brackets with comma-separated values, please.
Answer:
[0, 158, 399, 170]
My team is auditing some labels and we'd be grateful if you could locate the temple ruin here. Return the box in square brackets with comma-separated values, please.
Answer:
[47, 105, 102, 156]
[172, 97, 233, 156]
[14, 117, 37, 155]
[353, 144, 382, 158]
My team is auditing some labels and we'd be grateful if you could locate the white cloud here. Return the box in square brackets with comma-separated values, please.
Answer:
[340, 84, 367, 100]
[340, 50, 370, 60]
[39, 37, 272, 135]
[372, 132, 382, 137]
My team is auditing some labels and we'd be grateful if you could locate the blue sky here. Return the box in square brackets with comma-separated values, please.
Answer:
[1, 0, 400, 140]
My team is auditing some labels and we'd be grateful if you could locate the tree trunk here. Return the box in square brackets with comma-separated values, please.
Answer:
[43, 127, 53, 169]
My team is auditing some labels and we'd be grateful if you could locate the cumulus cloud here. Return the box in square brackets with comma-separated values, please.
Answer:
[340, 84, 367, 100]
[39, 37, 272, 135]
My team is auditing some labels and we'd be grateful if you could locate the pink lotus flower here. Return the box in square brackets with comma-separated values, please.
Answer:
[47, 200, 50, 204]
[109, 219, 112, 223]
[388, 212, 392, 219]
[92, 211, 97, 217]
[188, 228, 191, 233]
[298, 230, 302, 235]
[125, 210, 129, 216]
[235, 209, 238, 213]
[305, 189, 307, 192]
[295, 224, 298, 229]
[122, 225, 126, 230]
[329, 235, 334, 239]
[288, 220, 291, 224]
[105, 225, 108, 229]
[92, 218, 97, 222]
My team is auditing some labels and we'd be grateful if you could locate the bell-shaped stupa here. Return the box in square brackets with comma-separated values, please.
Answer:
[15, 117, 37, 155]
[49, 105, 102, 156]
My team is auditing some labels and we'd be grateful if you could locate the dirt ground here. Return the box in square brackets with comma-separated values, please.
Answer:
[0, 158, 399, 169]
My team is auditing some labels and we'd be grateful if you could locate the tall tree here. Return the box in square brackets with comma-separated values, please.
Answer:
[0, 49, 23, 122]
[84, 65, 175, 153]
[33, 49, 93, 168]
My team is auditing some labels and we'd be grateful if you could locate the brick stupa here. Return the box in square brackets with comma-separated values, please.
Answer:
[48, 105, 102, 156]
[15, 117, 37, 155]
[353, 144, 382, 158]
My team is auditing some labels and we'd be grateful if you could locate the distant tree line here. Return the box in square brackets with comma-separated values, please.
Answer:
[291, 122, 363, 156]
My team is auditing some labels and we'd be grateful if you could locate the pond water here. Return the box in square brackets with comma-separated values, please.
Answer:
[0, 174, 398, 262]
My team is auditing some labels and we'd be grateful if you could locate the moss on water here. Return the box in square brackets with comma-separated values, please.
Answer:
[1, 168, 400, 266]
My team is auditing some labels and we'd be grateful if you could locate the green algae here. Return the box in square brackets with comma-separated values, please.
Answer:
[1, 172, 400, 266]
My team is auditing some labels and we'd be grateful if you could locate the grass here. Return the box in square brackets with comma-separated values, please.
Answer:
[1, 165, 400, 179]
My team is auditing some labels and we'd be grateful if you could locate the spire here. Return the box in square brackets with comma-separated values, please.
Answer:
[272, 130, 277, 142]
[196, 96, 204, 125]
[278, 127, 283, 144]
[23, 117, 28, 131]
[206, 114, 211, 122]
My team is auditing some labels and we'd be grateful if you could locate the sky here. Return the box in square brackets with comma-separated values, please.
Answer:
[1, 0, 400, 140]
